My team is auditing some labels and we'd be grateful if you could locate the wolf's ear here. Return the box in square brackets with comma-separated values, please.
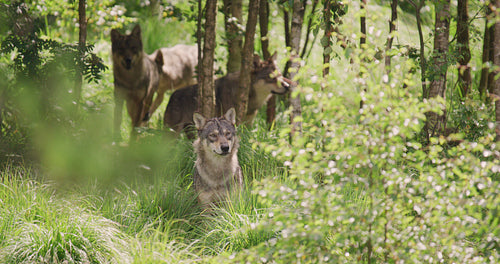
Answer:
[224, 108, 236, 125]
[131, 24, 141, 38]
[193, 113, 206, 129]
[155, 50, 164, 67]
[253, 54, 262, 69]
[110, 29, 120, 42]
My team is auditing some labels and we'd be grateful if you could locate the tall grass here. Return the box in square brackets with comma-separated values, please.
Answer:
[0, 166, 130, 263]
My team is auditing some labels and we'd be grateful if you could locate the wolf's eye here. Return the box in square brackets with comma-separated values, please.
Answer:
[225, 131, 232, 138]
[209, 133, 217, 140]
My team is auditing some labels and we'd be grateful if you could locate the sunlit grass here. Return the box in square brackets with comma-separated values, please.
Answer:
[0, 166, 130, 264]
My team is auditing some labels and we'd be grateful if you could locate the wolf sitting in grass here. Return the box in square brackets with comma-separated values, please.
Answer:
[192, 108, 243, 209]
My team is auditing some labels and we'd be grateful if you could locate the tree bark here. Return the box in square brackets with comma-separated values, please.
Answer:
[456, 0, 471, 99]
[223, 0, 243, 73]
[360, 0, 367, 46]
[74, 0, 87, 107]
[425, 0, 450, 139]
[487, 7, 496, 95]
[478, 8, 492, 98]
[236, 0, 260, 124]
[492, 0, 500, 140]
[408, 0, 427, 98]
[323, 0, 333, 78]
[260, 0, 276, 125]
[289, 0, 304, 137]
[199, 0, 217, 118]
[283, 6, 292, 77]
[384, 0, 397, 71]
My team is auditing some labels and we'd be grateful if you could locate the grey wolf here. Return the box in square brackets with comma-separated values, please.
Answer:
[192, 108, 243, 208]
[164, 52, 292, 133]
[144, 44, 198, 121]
[111, 24, 164, 140]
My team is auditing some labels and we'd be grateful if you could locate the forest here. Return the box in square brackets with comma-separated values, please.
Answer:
[0, 0, 499, 263]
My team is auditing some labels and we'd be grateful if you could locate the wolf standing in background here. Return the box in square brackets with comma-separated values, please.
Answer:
[144, 44, 198, 120]
[111, 24, 163, 141]
[164, 52, 293, 134]
[192, 108, 243, 209]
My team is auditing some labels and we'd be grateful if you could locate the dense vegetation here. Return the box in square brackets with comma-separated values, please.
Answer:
[0, 0, 499, 263]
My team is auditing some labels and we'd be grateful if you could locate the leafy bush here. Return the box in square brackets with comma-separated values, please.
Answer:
[238, 50, 500, 263]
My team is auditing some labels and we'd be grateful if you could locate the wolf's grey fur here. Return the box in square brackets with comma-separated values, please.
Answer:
[192, 108, 243, 208]
[164, 52, 292, 134]
[145, 44, 198, 120]
[111, 24, 163, 140]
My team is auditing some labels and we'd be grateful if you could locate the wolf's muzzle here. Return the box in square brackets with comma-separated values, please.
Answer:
[220, 144, 230, 155]
[124, 58, 132, 69]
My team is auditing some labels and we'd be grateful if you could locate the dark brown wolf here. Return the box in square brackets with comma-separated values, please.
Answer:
[192, 108, 243, 208]
[144, 45, 198, 120]
[111, 24, 163, 140]
[164, 52, 292, 133]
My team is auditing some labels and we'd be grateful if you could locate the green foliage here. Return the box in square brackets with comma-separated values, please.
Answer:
[449, 96, 495, 141]
[1, 0, 499, 263]
[242, 47, 500, 262]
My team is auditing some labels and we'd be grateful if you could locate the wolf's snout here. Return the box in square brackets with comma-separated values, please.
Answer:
[221, 144, 230, 154]
[124, 58, 132, 69]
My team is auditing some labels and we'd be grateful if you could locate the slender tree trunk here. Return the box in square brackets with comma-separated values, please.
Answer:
[199, 0, 217, 118]
[300, 0, 319, 59]
[492, 0, 500, 140]
[360, 0, 367, 46]
[289, 0, 304, 137]
[385, 0, 397, 71]
[197, 0, 203, 86]
[260, 0, 276, 125]
[479, 8, 491, 98]
[323, 0, 333, 78]
[224, 0, 243, 73]
[236, 0, 260, 124]
[408, 0, 427, 98]
[457, 0, 471, 99]
[74, 0, 87, 107]
[425, 0, 450, 139]
[283, 7, 292, 77]
[487, 11, 496, 95]
[260, 0, 271, 60]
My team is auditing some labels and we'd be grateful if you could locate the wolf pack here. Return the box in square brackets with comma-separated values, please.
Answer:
[111, 24, 292, 210]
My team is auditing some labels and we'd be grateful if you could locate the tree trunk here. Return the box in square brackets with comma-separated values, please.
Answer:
[425, 0, 450, 139]
[492, 0, 500, 140]
[360, 0, 367, 46]
[289, 0, 304, 137]
[74, 0, 87, 107]
[323, 0, 333, 78]
[236, 0, 260, 124]
[198, 0, 217, 118]
[283, 6, 292, 77]
[478, 8, 491, 98]
[223, 0, 243, 73]
[260, 0, 276, 125]
[456, 0, 471, 99]
[487, 11, 496, 95]
[408, 0, 428, 98]
[197, 0, 202, 86]
[384, 0, 397, 71]
[300, 0, 319, 59]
